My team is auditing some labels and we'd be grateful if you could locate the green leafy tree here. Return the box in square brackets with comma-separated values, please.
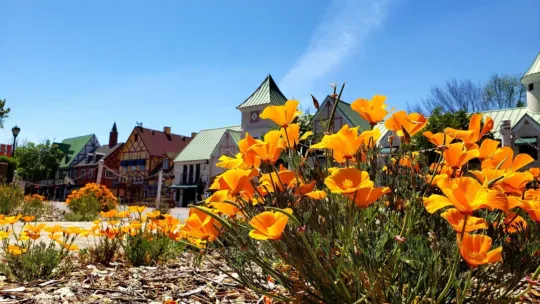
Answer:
[412, 108, 470, 165]
[14, 141, 63, 182]
[0, 99, 10, 129]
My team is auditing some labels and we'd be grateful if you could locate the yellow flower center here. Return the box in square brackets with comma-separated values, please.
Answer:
[342, 179, 354, 189]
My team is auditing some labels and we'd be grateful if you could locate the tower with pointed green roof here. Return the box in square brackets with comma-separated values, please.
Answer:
[237, 74, 288, 138]
[521, 51, 540, 113]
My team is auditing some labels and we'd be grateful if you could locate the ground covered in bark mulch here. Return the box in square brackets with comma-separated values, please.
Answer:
[0, 252, 264, 304]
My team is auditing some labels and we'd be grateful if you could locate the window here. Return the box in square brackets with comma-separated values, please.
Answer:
[529, 83, 534, 92]
[182, 165, 188, 183]
[138, 164, 146, 171]
[516, 137, 538, 160]
[89, 169, 94, 178]
[188, 164, 194, 184]
[81, 169, 86, 178]
[134, 134, 139, 142]
[106, 170, 116, 179]
[130, 165, 137, 171]
[163, 158, 169, 170]
[195, 164, 201, 182]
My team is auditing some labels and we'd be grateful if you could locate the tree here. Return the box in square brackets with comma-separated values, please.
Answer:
[483, 74, 525, 109]
[14, 141, 64, 182]
[0, 99, 10, 129]
[409, 79, 484, 114]
[410, 74, 526, 114]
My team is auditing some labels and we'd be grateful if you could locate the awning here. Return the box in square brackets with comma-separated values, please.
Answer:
[170, 184, 197, 189]
[515, 137, 537, 145]
[380, 147, 399, 154]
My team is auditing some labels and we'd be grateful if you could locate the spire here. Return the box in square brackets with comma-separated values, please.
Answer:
[236, 74, 288, 109]
[109, 122, 118, 147]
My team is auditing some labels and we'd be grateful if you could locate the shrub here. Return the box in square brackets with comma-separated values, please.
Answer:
[90, 207, 183, 266]
[0, 185, 24, 215]
[83, 236, 121, 266]
[65, 183, 118, 221]
[0, 215, 84, 282]
[180, 97, 540, 303]
[20, 194, 47, 218]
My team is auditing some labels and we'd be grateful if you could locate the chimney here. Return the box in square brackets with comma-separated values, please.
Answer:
[500, 120, 512, 147]
[191, 132, 198, 138]
[163, 126, 171, 135]
[109, 122, 118, 147]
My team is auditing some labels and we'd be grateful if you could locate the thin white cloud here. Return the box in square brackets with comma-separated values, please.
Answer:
[280, 0, 393, 94]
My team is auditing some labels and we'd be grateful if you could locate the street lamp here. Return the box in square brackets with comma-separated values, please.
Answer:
[11, 126, 20, 157]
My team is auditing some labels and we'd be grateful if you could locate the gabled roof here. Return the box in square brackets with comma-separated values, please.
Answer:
[56, 134, 95, 168]
[313, 96, 371, 131]
[174, 125, 242, 162]
[236, 74, 288, 109]
[73, 143, 124, 168]
[522, 51, 540, 84]
[135, 127, 192, 157]
[374, 107, 540, 143]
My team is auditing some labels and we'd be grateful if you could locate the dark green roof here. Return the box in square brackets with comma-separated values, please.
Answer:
[174, 126, 242, 162]
[236, 74, 288, 109]
[56, 134, 94, 168]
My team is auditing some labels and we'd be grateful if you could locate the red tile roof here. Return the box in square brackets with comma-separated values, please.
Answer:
[136, 127, 192, 157]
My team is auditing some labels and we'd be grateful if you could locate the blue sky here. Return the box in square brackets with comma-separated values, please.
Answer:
[1, 0, 539, 145]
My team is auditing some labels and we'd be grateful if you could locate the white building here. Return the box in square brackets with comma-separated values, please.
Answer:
[172, 75, 287, 206]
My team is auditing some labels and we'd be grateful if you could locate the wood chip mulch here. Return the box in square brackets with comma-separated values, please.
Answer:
[0, 252, 263, 304]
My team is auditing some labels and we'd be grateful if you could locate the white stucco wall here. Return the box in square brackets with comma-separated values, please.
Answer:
[240, 105, 276, 138]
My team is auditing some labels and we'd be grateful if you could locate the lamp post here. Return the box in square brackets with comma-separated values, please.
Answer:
[11, 126, 20, 157]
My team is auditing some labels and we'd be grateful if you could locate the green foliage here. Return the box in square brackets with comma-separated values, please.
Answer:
[0, 156, 18, 183]
[0, 184, 24, 215]
[14, 141, 63, 182]
[0, 99, 10, 129]
[21, 195, 50, 218]
[413, 107, 470, 151]
[0, 242, 72, 282]
[65, 196, 101, 221]
[84, 237, 121, 266]
[123, 233, 175, 266]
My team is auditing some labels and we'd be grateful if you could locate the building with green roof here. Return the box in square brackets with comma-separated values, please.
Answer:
[173, 74, 286, 206]
[311, 95, 371, 134]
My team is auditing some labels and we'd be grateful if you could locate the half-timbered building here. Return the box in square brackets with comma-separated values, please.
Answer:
[117, 125, 192, 203]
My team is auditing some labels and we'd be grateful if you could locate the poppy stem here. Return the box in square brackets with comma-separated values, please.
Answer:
[460, 215, 468, 241]
[326, 83, 346, 134]
[511, 264, 540, 300]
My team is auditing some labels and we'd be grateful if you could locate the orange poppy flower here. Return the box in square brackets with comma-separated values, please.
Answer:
[216, 153, 247, 170]
[259, 168, 296, 193]
[280, 123, 313, 149]
[290, 180, 316, 196]
[3, 214, 22, 225]
[347, 186, 391, 208]
[481, 146, 533, 172]
[458, 234, 502, 267]
[423, 177, 508, 215]
[476, 138, 501, 161]
[350, 95, 389, 127]
[260, 100, 302, 127]
[305, 190, 327, 200]
[423, 131, 454, 147]
[445, 114, 494, 145]
[128, 206, 146, 214]
[211, 168, 258, 196]
[249, 130, 286, 164]
[325, 168, 373, 194]
[100, 209, 118, 218]
[249, 208, 292, 240]
[440, 208, 488, 233]
[494, 171, 534, 196]
[500, 212, 528, 233]
[0, 231, 10, 240]
[399, 152, 420, 172]
[7, 245, 26, 255]
[521, 199, 540, 222]
[237, 132, 261, 169]
[310, 125, 380, 163]
[469, 168, 507, 188]
[530, 168, 540, 180]
[182, 207, 221, 241]
[441, 142, 479, 170]
[205, 190, 240, 217]
[21, 216, 36, 223]
[384, 110, 427, 139]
